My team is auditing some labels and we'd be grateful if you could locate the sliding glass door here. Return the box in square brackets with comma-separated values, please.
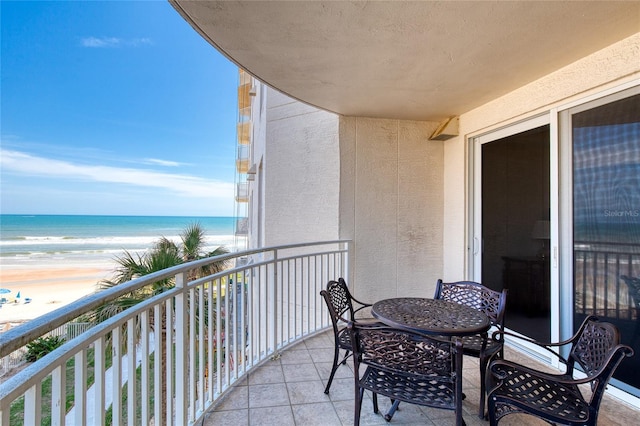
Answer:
[563, 89, 640, 394]
[472, 116, 551, 342]
[471, 85, 639, 397]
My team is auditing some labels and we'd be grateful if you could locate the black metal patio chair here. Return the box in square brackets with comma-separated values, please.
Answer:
[434, 279, 507, 418]
[319, 278, 372, 394]
[348, 320, 466, 426]
[486, 314, 633, 426]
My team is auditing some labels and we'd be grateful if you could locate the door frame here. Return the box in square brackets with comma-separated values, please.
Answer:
[469, 113, 560, 360]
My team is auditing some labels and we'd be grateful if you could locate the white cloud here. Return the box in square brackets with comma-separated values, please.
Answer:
[144, 158, 183, 167]
[0, 149, 233, 199]
[81, 37, 153, 48]
[81, 36, 121, 48]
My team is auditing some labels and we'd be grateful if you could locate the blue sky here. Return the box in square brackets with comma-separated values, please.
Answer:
[1, 1, 239, 216]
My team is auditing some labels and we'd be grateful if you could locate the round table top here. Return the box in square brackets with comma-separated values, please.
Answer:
[371, 297, 490, 336]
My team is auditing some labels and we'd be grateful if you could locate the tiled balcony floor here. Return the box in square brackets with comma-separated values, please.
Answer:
[201, 330, 639, 426]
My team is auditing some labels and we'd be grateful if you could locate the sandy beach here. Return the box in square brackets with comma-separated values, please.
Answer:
[0, 265, 113, 326]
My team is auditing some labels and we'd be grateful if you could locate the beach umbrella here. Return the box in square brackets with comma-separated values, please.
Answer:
[0, 288, 10, 294]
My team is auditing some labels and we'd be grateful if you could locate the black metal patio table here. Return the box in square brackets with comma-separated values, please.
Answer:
[370, 297, 490, 421]
[371, 297, 490, 337]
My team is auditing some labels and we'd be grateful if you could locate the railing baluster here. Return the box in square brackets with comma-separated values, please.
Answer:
[112, 326, 122, 426]
[306, 256, 311, 334]
[240, 271, 247, 375]
[198, 284, 205, 413]
[140, 310, 150, 425]
[127, 318, 136, 425]
[189, 286, 196, 421]
[23, 382, 42, 426]
[215, 276, 222, 397]
[207, 279, 214, 401]
[247, 268, 255, 367]
[166, 298, 174, 426]
[294, 257, 298, 340]
[282, 258, 287, 344]
[224, 275, 231, 386]
[1, 405, 9, 425]
[94, 336, 106, 425]
[75, 349, 87, 426]
[51, 364, 65, 426]
[175, 271, 188, 426]
[153, 304, 162, 426]
[274, 256, 279, 355]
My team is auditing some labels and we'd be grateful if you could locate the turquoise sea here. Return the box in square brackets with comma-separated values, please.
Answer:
[0, 215, 237, 268]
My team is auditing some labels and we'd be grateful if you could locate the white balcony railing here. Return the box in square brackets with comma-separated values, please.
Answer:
[0, 240, 351, 425]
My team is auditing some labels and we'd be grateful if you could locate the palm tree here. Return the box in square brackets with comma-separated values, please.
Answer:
[91, 222, 229, 423]
[92, 222, 229, 320]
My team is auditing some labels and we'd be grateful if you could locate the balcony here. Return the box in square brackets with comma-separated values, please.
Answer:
[238, 80, 252, 111]
[236, 144, 250, 174]
[235, 217, 248, 235]
[237, 121, 251, 145]
[236, 182, 249, 203]
[201, 330, 640, 426]
[1, 241, 638, 425]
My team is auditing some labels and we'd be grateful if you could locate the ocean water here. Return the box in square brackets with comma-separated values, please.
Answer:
[0, 215, 237, 268]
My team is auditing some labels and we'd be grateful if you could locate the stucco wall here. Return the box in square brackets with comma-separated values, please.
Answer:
[339, 117, 443, 300]
[442, 32, 640, 280]
[262, 89, 341, 246]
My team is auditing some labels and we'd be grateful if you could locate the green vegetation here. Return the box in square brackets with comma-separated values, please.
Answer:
[90, 222, 230, 323]
[25, 336, 65, 362]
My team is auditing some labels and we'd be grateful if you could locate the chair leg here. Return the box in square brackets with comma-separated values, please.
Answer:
[355, 387, 365, 426]
[324, 345, 341, 394]
[487, 396, 498, 426]
[478, 356, 489, 419]
[384, 399, 401, 422]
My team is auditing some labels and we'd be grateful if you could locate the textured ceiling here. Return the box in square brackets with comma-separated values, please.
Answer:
[171, 1, 639, 121]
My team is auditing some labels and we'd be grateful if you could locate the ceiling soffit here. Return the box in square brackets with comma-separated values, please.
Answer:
[171, 1, 640, 121]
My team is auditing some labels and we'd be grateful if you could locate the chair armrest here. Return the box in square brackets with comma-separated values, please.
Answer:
[491, 330, 570, 366]
[493, 327, 583, 349]
[352, 298, 372, 309]
[353, 301, 373, 319]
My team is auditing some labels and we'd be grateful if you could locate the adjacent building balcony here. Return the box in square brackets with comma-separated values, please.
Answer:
[237, 121, 251, 145]
[236, 182, 249, 203]
[235, 217, 248, 235]
[236, 144, 250, 174]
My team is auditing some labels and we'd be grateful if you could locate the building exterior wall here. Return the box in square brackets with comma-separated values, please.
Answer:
[442, 32, 640, 280]
[339, 117, 443, 300]
[249, 87, 341, 248]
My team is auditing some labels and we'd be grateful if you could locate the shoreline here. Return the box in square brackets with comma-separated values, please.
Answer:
[0, 265, 113, 326]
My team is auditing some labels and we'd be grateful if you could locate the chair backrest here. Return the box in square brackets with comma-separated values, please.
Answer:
[568, 315, 633, 406]
[569, 315, 631, 375]
[351, 321, 462, 376]
[321, 279, 356, 327]
[434, 279, 507, 329]
[348, 321, 464, 413]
